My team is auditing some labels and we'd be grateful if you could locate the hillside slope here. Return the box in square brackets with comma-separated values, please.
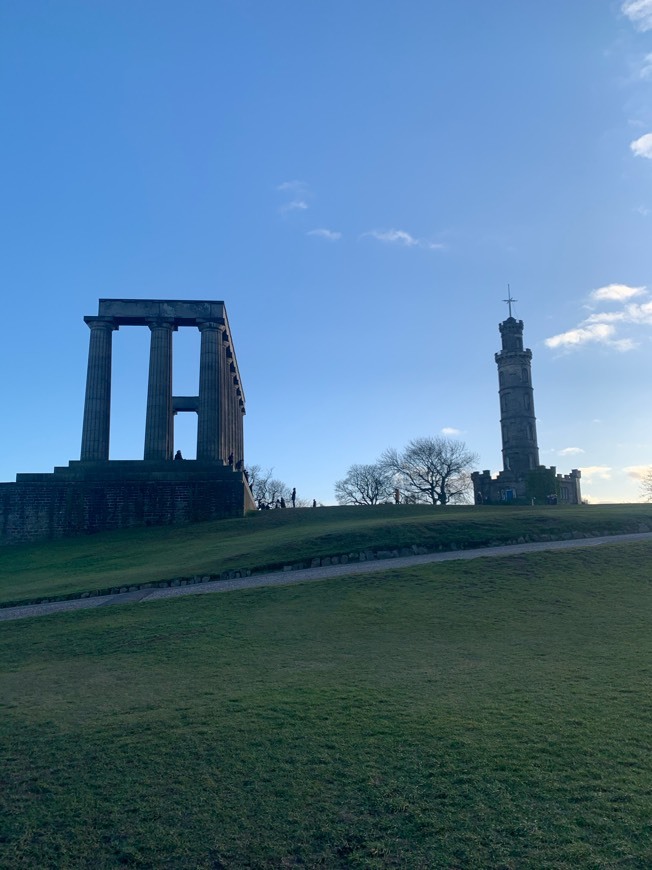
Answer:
[1, 503, 650, 606]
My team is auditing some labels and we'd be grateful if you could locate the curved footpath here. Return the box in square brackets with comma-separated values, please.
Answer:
[2, 531, 652, 624]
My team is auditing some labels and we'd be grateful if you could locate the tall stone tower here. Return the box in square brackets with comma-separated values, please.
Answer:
[496, 316, 539, 475]
[471, 297, 582, 505]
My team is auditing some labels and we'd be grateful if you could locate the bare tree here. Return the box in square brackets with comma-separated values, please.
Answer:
[266, 477, 292, 504]
[640, 468, 652, 502]
[245, 466, 291, 506]
[335, 463, 394, 505]
[245, 464, 262, 493]
[381, 437, 478, 506]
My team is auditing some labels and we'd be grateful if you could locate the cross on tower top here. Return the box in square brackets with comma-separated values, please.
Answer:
[502, 285, 517, 318]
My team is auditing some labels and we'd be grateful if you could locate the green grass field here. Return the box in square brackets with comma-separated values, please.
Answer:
[1, 502, 651, 606]
[2, 538, 651, 868]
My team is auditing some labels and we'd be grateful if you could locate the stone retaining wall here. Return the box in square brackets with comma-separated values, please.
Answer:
[0, 477, 254, 546]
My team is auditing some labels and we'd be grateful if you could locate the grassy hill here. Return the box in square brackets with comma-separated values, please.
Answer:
[1, 502, 651, 607]
[2, 538, 651, 867]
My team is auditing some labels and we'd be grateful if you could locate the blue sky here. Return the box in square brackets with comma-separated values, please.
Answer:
[1, 0, 651, 504]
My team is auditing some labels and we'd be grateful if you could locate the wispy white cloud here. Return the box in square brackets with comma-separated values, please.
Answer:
[558, 447, 585, 456]
[624, 464, 652, 480]
[640, 53, 652, 78]
[622, 0, 652, 31]
[580, 465, 612, 483]
[307, 228, 342, 241]
[279, 199, 308, 214]
[582, 310, 626, 324]
[591, 283, 646, 302]
[631, 132, 652, 159]
[364, 229, 418, 247]
[441, 427, 462, 436]
[585, 300, 652, 326]
[545, 323, 618, 349]
[362, 228, 445, 251]
[277, 180, 308, 193]
[609, 338, 639, 351]
[277, 180, 310, 214]
[546, 324, 638, 352]
[545, 284, 650, 351]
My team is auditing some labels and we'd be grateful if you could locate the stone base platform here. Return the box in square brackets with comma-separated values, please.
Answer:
[1, 461, 255, 546]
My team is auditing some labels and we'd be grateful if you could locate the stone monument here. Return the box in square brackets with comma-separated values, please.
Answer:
[472, 294, 582, 505]
[0, 299, 255, 545]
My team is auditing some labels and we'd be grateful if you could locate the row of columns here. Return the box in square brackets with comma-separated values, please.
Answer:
[80, 316, 245, 463]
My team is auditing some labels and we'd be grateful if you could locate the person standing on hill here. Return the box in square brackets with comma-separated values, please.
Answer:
[291, 487, 296, 507]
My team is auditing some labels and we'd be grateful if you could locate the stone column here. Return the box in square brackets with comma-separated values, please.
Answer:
[237, 393, 244, 465]
[144, 318, 176, 460]
[220, 332, 237, 465]
[229, 362, 237, 465]
[197, 321, 223, 461]
[233, 377, 242, 464]
[80, 316, 118, 461]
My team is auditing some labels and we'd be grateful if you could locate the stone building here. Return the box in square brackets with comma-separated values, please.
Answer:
[0, 299, 255, 545]
[472, 308, 582, 505]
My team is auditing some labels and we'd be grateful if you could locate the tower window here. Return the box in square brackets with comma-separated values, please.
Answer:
[522, 367, 528, 382]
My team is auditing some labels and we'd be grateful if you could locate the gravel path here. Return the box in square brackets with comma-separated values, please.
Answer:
[2, 531, 651, 623]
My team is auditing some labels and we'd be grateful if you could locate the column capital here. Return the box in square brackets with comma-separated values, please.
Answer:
[197, 320, 224, 333]
[146, 317, 177, 332]
[84, 315, 118, 331]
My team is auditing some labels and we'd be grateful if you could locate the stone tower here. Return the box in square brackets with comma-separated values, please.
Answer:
[472, 301, 582, 506]
[496, 316, 540, 475]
